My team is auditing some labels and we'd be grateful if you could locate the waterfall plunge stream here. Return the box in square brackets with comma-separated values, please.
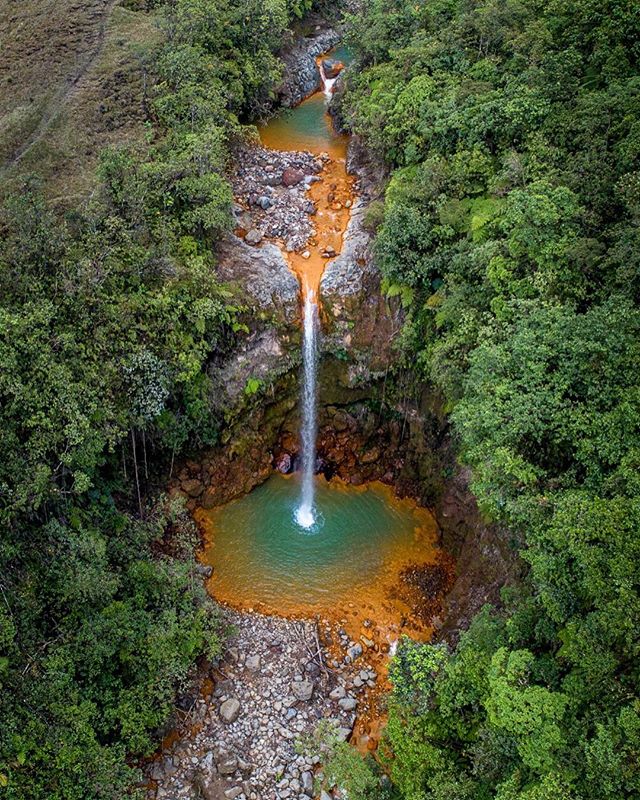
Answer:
[259, 49, 349, 530]
[295, 291, 320, 529]
[318, 61, 338, 100]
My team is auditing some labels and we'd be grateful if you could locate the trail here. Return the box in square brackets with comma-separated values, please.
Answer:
[1, 0, 117, 173]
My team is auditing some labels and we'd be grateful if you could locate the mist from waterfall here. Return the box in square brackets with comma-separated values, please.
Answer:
[295, 292, 320, 529]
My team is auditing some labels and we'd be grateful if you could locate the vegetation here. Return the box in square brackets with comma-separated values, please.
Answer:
[3, 0, 639, 796]
[0, 0, 313, 796]
[338, 0, 640, 798]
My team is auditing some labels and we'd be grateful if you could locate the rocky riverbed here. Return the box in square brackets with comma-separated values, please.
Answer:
[231, 146, 325, 253]
[145, 608, 387, 800]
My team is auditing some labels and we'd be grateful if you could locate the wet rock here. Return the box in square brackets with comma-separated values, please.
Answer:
[195, 563, 213, 578]
[347, 643, 363, 660]
[322, 58, 343, 79]
[220, 697, 241, 724]
[361, 447, 381, 464]
[276, 453, 293, 474]
[182, 478, 204, 497]
[282, 168, 304, 187]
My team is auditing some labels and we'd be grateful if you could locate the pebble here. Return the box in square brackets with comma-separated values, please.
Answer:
[246, 654, 261, 672]
[244, 229, 264, 246]
[339, 696, 357, 711]
[347, 643, 363, 661]
[291, 680, 314, 702]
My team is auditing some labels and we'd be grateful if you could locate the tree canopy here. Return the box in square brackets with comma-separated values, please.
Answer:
[338, 0, 640, 797]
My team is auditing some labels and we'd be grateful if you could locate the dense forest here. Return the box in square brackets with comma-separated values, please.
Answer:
[335, 0, 640, 798]
[0, 0, 313, 796]
[1, 0, 639, 798]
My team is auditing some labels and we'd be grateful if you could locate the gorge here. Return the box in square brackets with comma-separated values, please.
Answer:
[3, 2, 635, 799]
[146, 39, 465, 800]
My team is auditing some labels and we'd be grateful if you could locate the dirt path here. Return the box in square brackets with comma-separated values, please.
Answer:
[1, 0, 118, 173]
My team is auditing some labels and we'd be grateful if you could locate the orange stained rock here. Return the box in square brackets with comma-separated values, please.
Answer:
[258, 94, 355, 299]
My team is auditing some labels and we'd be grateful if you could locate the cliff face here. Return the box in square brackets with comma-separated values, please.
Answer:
[176, 129, 521, 640]
[276, 25, 341, 108]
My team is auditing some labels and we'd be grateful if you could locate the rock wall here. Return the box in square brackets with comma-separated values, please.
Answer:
[277, 26, 341, 108]
[433, 466, 525, 644]
[179, 119, 522, 647]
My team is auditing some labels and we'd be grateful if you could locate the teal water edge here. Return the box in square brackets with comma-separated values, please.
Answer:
[259, 92, 338, 154]
[258, 44, 352, 154]
[199, 474, 436, 614]
[327, 43, 353, 66]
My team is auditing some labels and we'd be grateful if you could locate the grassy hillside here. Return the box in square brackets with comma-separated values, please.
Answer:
[0, 0, 162, 202]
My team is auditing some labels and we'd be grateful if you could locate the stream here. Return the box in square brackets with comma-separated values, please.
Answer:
[199, 46, 442, 641]
[146, 44, 450, 800]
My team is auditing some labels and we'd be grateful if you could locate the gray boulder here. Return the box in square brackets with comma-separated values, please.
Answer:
[220, 697, 241, 724]
[291, 680, 314, 702]
[339, 696, 357, 711]
[245, 653, 261, 672]
[244, 228, 264, 246]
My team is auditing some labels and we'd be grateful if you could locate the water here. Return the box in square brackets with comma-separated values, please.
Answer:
[215, 43, 443, 634]
[319, 61, 338, 100]
[328, 43, 353, 67]
[319, 44, 353, 100]
[198, 474, 440, 622]
[295, 293, 320, 528]
[258, 44, 352, 157]
[259, 93, 345, 156]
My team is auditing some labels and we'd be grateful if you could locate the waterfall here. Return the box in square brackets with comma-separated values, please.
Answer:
[295, 292, 319, 529]
[318, 61, 338, 101]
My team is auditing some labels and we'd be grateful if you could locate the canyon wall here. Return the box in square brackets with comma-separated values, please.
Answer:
[173, 130, 521, 642]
